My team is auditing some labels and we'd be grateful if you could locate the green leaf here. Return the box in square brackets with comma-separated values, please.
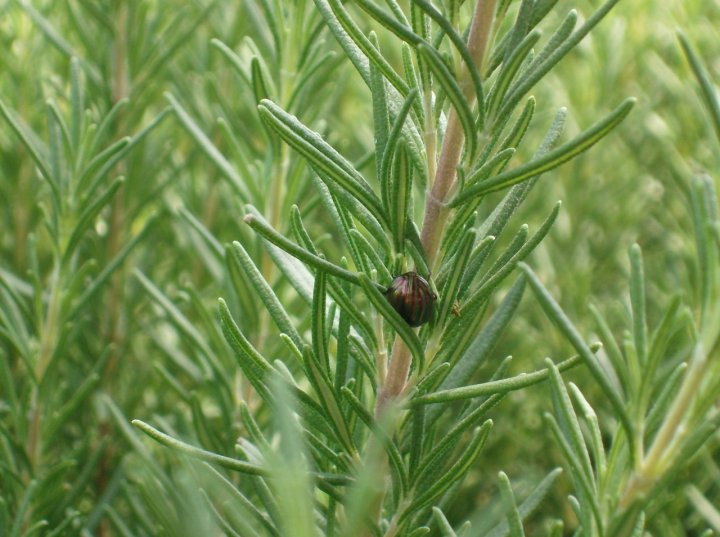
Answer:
[327, 0, 410, 97]
[88, 98, 128, 156]
[403, 421, 492, 519]
[250, 57, 273, 103]
[380, 89, 418, 212]
[498, 472, 525, 537]
[257, 99, 386, 225]
[441, 202, 561, 372]
[303, 345, 356, 455]
[244, 207, 381, 291]
[200, 489, 263, 537]
[339, 413, 389, 537]
[452, 98, 635, 206]
[497, 0, 622, 120]
[0, 98, 57, 202]
[45, 372, 100, 439]
[415, 395, 503, 491]
[402, 43, 425, 125]
[218, 298, 273, 401]
[47, 101, 68, 195]
[84, 107, 170, 200]
[62, 177, 124, 264]
[545, 359, 594, 487]
[464, 147, 517, 194]
[259, 221, 378, 350]
[479, 225, 529, 287]
[691, 175, 719, 332]
[647, 412, 720, 508]
[444, 104, 564, 262]
[678, 33, 720, 143]
[389, 141, 413, 254]
[132, 419, 267, 476]
[17, 0, 101, 85]
[432, 507, 458, 537]
[313, 0, 427, 176]
[629, 243, 647, 366]
[487, 30, 541, 122]
[340, 386, 408, 496]
[335, 284, 352, 392]
[134, 2, 219, 97]
[435, 275, 526, 396]
[520, 263, 635, 450]
[502, 0, 535, 62]
[418, 44, 477, 161]
[210, 38, 251, 86]
[312, 0, 373, 85]
[165, 92, 251, 201]
[77, 137, 131, 191]
[301, 187, 369, 278]
[349, 229, 393, 285]
[485, 469, 563, 537]
[264, 374, 320, 537]
[312, 269, 329, 371]
[288, 50, 343, 111]
[630, 513, 647, 537]
[519, 11, 577, 94]
[437, 228, 476, 329]
[313, 175, 391, 266]
[529, 0, 561, 28]
[686, 486, 720, 532]
[412, 0, 485, 124]
[368, 31, 391, 184]
[353, 0, 423, 47]
[646, 362, 687, 434]
[482, 106, 566, 235]
[9, 480, 38, 537]
[641, 297, 687, 414]
[568, 383, 607, 482]
[409, 4, 431, 89]
[227, 241, 303, 349]
[72, 216, 154, 314]
[211, 462, 281, 535]
[69, 57, 84, 147]
[589, 303, 628, 393]
[414, 354, 583, 405]
[499, 96, 536, 152]
[262, 237, 314, 304]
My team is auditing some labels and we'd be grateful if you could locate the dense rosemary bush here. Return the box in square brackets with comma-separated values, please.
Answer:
[0, 0, 718, 535]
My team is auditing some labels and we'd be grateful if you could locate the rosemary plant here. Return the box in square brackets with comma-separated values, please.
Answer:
[514, 35, 720, 537]
[134, 0, 636, 534]
[1, 0, 718, 535]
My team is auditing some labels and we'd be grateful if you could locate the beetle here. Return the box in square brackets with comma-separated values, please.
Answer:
[383, 271, 437, 327]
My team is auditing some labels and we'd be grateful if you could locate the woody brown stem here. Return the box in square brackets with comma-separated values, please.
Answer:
[370, 5, 498, 535]
[421, 0, 497, 271]
[377, 0, 497, 415]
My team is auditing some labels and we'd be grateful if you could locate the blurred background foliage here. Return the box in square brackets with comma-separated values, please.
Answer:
[0, 0, 718, 534]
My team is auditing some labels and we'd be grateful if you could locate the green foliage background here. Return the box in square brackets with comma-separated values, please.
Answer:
[0, 0, 719, 535]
